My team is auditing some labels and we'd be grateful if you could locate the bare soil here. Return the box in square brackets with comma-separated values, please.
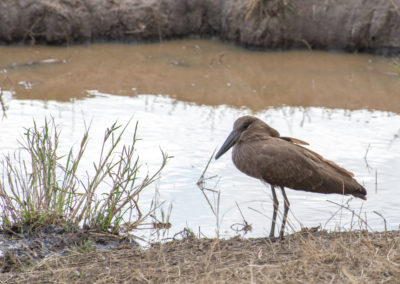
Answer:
[0, 0, 400, 54]
[1, 229, 400, 283]
[0, 225, 138, 273]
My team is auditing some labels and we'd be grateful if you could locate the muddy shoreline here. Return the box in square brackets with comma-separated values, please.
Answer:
[1, 0, 400, 54]
[1, 229, 400, 283]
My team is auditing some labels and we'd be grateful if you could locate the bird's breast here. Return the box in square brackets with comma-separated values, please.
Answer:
[232, 141, 265, 180]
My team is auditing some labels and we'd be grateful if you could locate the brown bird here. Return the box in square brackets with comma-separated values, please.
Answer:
[215, 116, 367, 238]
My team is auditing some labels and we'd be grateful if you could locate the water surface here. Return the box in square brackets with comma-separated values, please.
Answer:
[1, 40, 399, 238]
[1, 40, 400, 111]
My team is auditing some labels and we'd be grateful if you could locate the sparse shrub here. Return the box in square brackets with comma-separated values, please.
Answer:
[0, 118, 169, 235]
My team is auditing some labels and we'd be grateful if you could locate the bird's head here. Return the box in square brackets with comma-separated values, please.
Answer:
[215, 116, 272, 159]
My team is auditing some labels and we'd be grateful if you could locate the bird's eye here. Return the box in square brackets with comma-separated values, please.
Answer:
[243, 122, 251, 130]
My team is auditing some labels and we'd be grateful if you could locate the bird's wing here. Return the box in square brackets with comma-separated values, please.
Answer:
[279, 136, 309, 145]
[295, 145, 354, 177]
[234, 138, 353, 192]
[256, 141, 321, 189]
[278, 136, 353, 177]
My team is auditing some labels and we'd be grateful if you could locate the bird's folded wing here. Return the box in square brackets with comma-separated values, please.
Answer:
[278, 137, 354, 177]
[279, 136, 309, 145]
[298, 146, 355, 177]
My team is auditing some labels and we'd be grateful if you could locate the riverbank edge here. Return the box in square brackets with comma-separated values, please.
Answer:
[1, 228, 399, 283]
[1, 0, 400, 54]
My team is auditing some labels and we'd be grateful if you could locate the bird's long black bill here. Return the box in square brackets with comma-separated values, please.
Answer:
[215, 130, 240, 160]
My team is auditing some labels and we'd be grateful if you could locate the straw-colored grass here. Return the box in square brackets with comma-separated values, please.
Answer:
[1, 229, 399, 283]
[245, 0, 294, 20]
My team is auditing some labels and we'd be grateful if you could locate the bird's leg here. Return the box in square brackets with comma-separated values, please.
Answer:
[269, 185, 279, 238]
[280, 186, 290, 239]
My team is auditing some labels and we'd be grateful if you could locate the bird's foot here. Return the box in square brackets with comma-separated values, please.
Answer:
[267, 234, 280, 242]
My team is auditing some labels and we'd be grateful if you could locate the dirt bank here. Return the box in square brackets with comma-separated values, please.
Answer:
[1, 229, 400, 283]
[0, 0, 400, 53]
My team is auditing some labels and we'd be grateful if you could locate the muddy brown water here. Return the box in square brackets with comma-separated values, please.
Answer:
[0, 39, 400, 240]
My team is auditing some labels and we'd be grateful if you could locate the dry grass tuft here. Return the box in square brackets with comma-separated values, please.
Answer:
[2, 230, 399, 283]
[245, 0, 294, 20]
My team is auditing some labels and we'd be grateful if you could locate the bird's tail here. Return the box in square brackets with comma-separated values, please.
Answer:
[351, 184, 367, 200]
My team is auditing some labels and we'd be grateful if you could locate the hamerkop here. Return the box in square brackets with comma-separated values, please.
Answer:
[215, 116, 367, 238]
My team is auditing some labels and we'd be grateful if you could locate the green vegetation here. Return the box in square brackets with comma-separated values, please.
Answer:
[75, 240, 95, 254]
[0, 118, 169, 235]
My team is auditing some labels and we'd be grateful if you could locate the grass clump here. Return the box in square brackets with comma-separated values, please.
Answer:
[0, 118, 169, 235]
[245, 0, 294, 20]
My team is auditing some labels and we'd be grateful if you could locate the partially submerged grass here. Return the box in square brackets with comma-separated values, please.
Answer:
[0, 118, 169, 235]
[0, 76, 12, 118]
[197, 150, 223, 238]
[392, 58, 400, 72]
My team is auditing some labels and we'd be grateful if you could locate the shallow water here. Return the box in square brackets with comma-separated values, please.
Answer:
[1, 40, 400, 111]
[0, 39, 399, 239]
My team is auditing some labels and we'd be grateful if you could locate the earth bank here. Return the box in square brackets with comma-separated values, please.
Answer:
[0, 0, 400, 53]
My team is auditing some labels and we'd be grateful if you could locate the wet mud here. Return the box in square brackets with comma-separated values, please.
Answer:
[0, 0, 400, 53]
[0, 225, 137, 273]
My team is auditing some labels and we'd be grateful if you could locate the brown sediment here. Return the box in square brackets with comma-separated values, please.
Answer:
[1, 40, 399, 113]
[0, 0, 399, 54]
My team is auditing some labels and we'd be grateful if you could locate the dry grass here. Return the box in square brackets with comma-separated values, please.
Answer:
[245, 0, 294, 20]
[1, 229, 399, 283]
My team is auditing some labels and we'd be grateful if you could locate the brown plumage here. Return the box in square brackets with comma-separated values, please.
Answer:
[215, 115, 367, 238]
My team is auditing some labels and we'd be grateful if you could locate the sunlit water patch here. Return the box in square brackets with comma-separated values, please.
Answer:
[1, 92, 399, 239]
